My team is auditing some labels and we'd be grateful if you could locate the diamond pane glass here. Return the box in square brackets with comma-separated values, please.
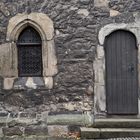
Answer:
[17, 27, 42, 76]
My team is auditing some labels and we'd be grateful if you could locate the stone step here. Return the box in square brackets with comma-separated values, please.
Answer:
[94, 118, 140, 128]
[80, 127, 140, 139]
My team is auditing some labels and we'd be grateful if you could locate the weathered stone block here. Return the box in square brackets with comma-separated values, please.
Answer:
[77, 9, 89, 17]
[97, 45, 104, 59]
[3, 78, 15, 90]
[94, 84, 106, 112]
[2, 127, 23, 136]
[44, 77, 53, 89]
[48, 125, 68, 137]
[80, 127, 100, 139]
[25, 77, 38, 89]
[79, 0, 90, 5]
[2, 136, 24, 140]
[0, 43, 18, 77]
[110, 9, 120, 17]
[0, 128, 3, 136]
[0, 111, 8, 117]
[47, 114, 93, 126]
[25, 126, 48, 136]
[94, 0, 108, 7]
[24, 136, 47, 140]
[97, 69, 105, 85]
[8, 120, 19, 127]
[19, 112, 36, 118]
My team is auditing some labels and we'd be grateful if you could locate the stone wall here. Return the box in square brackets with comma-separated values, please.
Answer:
[0, 0, 140, 138]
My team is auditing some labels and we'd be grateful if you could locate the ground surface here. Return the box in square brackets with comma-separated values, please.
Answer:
[82, 138, 140, 140]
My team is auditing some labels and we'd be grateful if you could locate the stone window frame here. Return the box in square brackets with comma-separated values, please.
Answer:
[2, 13, 57, 89]
[94, 22, 140, 117]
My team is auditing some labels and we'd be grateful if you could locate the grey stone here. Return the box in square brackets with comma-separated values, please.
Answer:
[0, 111, 8, 117]
[14, 77, 27, 89]
[25, 126, 48, 136]
[80, 127, 140, 139]
[79, 0, 91, 5]
[0, 0, 140, 139]
[94, 0, 108, 7]
[8, 120, 19, 127]
[80, 127, 100, 139]
[33, 77, 44, 87]
[94, 118, 140, 128]
[110, 9, 120, 17]
[100, 128, 140, 138]
[2, 127, 23, 136]
[47, 114, 93, 126]
[78, 9, 89, 17]
[3, 78, 15, 90]
[48, 125, 68, 137]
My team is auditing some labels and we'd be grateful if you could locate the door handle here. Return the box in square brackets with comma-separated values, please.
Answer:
[128, 64, 134, 73]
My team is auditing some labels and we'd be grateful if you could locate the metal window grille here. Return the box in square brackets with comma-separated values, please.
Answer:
[17, 27, 42, 77]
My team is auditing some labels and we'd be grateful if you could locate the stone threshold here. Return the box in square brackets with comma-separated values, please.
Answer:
[80, 127, 140, 139]
[93, 118, 140, 128]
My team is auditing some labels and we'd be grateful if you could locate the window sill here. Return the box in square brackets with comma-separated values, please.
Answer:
[3, 77, 53, 90]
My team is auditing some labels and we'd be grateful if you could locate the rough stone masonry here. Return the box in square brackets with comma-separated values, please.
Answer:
[0, 0, 140, 139]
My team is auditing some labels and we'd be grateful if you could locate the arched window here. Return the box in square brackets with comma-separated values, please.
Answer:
[17, 27, 42, 77]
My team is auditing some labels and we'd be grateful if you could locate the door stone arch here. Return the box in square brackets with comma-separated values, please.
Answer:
[94, 22, 140, 117]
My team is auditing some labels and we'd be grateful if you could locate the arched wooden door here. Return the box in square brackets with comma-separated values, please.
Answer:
[105, 30, 138, 115]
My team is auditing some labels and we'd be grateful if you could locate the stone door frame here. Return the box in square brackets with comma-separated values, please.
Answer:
[94, 22, 140, 117]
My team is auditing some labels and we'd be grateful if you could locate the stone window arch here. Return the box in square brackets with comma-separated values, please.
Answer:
[1, 13, 57, 89]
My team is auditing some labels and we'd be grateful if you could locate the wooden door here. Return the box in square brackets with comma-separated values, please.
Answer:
[105, 30, 138, 114]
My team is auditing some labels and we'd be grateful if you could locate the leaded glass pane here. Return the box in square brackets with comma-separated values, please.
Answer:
[17, 27, 42, 76]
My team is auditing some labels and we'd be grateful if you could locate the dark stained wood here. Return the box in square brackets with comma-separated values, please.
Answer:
[105, 30, 138, 114]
